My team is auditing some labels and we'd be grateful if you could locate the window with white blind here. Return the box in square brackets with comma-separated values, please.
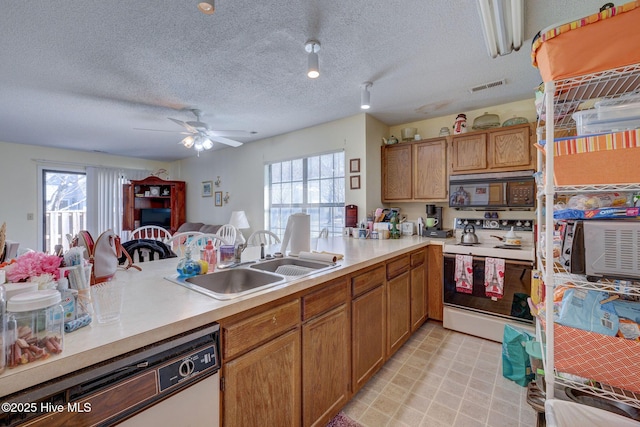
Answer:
[266, 151, 345, 237]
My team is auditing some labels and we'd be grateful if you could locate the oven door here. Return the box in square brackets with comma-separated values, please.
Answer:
[443, 254, 534, 323]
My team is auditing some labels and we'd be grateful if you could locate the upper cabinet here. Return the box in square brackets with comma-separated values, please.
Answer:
[450, 124, 534, 175]
[382, 137, 447, 202]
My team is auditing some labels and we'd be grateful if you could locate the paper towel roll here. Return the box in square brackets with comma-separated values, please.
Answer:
[298, 251, 337, 263]
[280, 213, 310, 256]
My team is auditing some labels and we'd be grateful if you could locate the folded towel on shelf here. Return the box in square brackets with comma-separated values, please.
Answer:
[455, 254, 473, 294]
[484, 257, 505, 299]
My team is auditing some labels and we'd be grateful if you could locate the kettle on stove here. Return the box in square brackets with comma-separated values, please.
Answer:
[460, 224, 479, 245]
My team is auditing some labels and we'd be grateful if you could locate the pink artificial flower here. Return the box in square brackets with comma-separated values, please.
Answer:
[5, 251, 62, 283]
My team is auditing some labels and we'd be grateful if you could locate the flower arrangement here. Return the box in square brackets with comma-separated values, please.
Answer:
[4, 251, 62, 289]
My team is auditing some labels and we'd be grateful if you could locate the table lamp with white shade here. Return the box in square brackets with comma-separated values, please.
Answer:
[229, 210, 250, 244]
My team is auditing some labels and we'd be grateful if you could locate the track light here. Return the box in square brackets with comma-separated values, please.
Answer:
[197, 1, 215, 15]
[305, 40, 321, 79]
[361, 82, 372, 110]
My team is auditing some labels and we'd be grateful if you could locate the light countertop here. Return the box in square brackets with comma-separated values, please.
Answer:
[1, 236, 443, 396]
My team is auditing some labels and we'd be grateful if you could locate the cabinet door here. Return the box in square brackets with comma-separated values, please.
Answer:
[427, 245, 443, 321]
[223, 329, 301, 427]
[302, 305, 349, 427]
[387, 272, 410, 357]
[352, 285, 385, 393]
[488, 126, 531, 169]
[382, 144, 412, 201]
[410, 251, 428, 332]
[451, 133, 487, 173]
[414, 139, 447, 200]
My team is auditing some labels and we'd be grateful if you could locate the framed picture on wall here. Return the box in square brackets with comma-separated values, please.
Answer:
[350, 175, 361, 190]
[202, 181, 213, 197]
[215, 191, 223, 206]
[349, 158, 360, 173]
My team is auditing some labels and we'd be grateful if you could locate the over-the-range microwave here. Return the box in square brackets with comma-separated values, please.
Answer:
[449, 170, 535, 209]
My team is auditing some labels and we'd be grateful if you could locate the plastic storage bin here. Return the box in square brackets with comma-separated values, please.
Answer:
[6, 289, 64, 368]
[572, 109, 640, 135]
[595, 95, 640, 120]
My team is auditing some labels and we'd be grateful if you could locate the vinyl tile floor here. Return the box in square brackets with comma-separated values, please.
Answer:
[342, 321, 538, 427]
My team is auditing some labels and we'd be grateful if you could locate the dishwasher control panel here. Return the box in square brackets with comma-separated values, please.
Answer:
[158, 345, 219, 392]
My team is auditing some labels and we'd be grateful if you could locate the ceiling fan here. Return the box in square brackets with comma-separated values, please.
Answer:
[137, 109, 256, 154]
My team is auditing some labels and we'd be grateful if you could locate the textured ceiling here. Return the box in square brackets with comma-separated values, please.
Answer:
[0, 0, 606, 161]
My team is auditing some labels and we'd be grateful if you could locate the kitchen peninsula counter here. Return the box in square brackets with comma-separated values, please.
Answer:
[1, 236, 444, 396]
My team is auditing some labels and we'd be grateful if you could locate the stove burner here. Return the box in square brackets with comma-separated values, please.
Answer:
[457, 242, 480, 246]
[494, 245, 522, 250]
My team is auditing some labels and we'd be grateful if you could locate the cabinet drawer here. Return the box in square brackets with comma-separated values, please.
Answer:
[223, 299, 300, 360]
[302, 277, 348, 321]
[351, 265, 386, 298]
[386, 255, 410, 279]
[411, 250, 426, 268]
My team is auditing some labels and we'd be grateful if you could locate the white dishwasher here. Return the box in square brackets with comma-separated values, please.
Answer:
[0, 324, 221, 426]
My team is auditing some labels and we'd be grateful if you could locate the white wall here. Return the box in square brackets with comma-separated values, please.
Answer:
[0, 141, 170, 251]
[176, 114, 379, 237]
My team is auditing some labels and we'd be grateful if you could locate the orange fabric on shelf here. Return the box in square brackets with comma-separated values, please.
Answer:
[533, 2, 640, 82]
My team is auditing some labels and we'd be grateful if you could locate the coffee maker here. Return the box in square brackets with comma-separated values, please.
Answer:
[423, 204, 453, 238]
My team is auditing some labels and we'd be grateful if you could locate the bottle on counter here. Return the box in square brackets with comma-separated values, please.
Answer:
[390, 212, 401, 239]
[204, 239, 216, 271]
[177, 249, 201, 277]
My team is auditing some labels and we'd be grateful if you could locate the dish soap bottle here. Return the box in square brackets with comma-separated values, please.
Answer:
[204, 239, 216, 271]
[177, 249, 201, 277]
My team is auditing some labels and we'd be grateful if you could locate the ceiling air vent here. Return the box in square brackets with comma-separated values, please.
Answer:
[468, 79, 506, 94]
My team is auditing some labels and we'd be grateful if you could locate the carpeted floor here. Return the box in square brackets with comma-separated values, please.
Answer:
[326, 411, 363, 427]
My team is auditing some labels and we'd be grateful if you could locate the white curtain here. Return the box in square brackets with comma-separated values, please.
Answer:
[86, 167, 149, 236]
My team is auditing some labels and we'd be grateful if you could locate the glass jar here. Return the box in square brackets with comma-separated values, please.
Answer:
[6, 289, 64, 368]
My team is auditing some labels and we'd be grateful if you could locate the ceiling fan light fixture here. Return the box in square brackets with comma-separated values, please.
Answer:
[197, 1, 215, 15]
[202, 138, 214, 150]
[305, 40, 321, 79]
[181, 135, 195, 148]
[360, 82, 372, 110]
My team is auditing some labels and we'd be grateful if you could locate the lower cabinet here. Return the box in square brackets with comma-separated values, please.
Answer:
[351, 266, 386, 393]
[410, 249, 428, 332]
[302, 305, 349, 427]
[302, 278, 349, 427]
[223, 328, 301, 426]
[386, 256, 411, 357]
[427, 245, 444, 321]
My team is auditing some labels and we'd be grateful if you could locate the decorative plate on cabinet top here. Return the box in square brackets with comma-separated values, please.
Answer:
[502, 116, 529, 127]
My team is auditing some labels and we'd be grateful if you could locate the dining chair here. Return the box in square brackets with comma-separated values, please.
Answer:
[187, 234, 231, 252]
[130, 225, 172, 242]
[215, 224, 237, 245]
[246, 230, 281, 246]
[166, 231, 204, 257]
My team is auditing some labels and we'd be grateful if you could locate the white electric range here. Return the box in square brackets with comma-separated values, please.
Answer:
[442, 218, 536, 342]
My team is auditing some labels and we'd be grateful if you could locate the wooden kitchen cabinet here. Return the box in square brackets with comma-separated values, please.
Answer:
[302, 279, 349, 427]
[223, 329, 301, 427]
[410, 249, 428, 332]
[427, 245, 444, 321]
[386, 255, 411, 357]
[351, 265, 386, 393]
[382, 143, 412, 200]
[450, 124, 533, 175]
[122, 175, 186, 233]
[382, 137, 447, 202]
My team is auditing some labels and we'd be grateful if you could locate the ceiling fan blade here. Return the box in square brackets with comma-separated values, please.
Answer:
[208, 135, 243, 147]
[205, 129, 257, 137]
[168, 117, 198, 133]
[133, 127, 191, 134]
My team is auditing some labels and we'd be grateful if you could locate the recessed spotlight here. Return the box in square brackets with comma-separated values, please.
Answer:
[198, 1, 215, 15]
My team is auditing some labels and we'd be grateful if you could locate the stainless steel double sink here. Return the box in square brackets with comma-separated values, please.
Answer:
[165, 257, 337, 300]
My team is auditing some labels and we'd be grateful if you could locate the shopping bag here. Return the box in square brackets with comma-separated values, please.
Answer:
[502, 324, 535, 386]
